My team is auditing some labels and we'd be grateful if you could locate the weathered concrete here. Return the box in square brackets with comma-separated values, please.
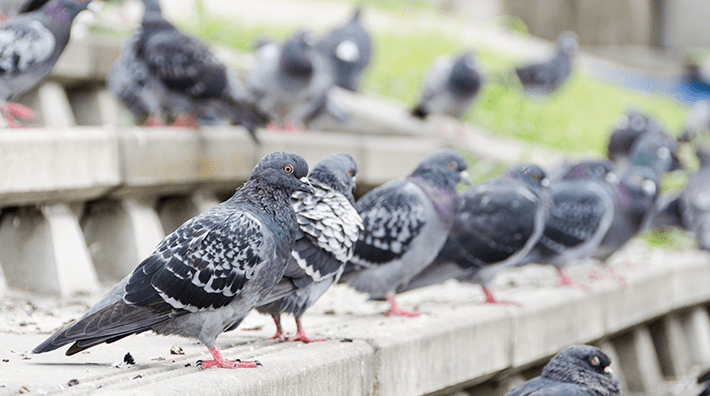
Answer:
[615, 326, 664, 393]
[649, 313, 691, 378]
[680, 306, 710, 368]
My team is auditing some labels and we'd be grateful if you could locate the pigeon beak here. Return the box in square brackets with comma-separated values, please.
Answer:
[299, 177, 315, 194]
[604, 366, 613, 375]
[642, 179, 657, 196]
[540, 178, 551, 188]
[459, 171, 472, 185]
[604, 172, 619, 185]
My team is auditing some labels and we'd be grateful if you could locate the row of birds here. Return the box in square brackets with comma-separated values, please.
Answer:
[0, 0, 578, 131]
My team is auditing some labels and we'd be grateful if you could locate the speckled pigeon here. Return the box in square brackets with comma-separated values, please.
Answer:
[504, 345, 620, 396]
[317, 7, 372, 92]
[520, 159, 618, 289]
[107, 0, 268, 139]
[515, 31, 578, 95]
[678, 147, 710, 250]
[411, 51, 484, 120]
[0, 0, 89, 127]
[607, 108, 669, 163]
[339, 149, 471, 316]
[33, 151, 314, 369]
[399, 163, 550, 305]
[256, 153, 362, 343]
[246, 29, 346, 129]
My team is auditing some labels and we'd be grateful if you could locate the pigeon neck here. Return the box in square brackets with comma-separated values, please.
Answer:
[233, 179, 298, 240]
[41, 0, 84, 33]
[449, 57, 480, 96]
[543, 362, 620, 396]
[410, 174, 461, 224]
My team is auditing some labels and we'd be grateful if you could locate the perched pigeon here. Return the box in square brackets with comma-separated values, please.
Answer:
[515, 31, 578, 95]
[257, 153, 362, 343]
[504, 345, 620, 396]
[0, 0, 89, 127]
[520, 159, 618, 289]
[607, 108, 669, 163]
[340, 149, 471, 316]
[33, 151, 314, 369]
[411, 51, 484, 120]
[317, 7, 372, 92]
[398, 163, 550, 304]
[626, 131, 682, 174]
[677, 147, 710, 249]
[107, 0, 268, 139]
[247, 29, 345, 128]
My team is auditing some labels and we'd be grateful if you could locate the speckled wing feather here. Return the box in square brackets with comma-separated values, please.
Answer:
[107, 31, 158, 122]
[350, 179, 427, 267]
[0, 19, 55, 78]
[504, 377, 600, 396]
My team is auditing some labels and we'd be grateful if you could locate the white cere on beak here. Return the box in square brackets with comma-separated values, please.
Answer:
[657, 146, 671, 160]
[642, 179, 657, 195]
[541, 178, 551, 188]
[352, 176, 357, 184]
[605, 172, 619, 185]
[459, 171, 472, 185]
[336, 40, 360, 62]
[604, 366, 613, 375]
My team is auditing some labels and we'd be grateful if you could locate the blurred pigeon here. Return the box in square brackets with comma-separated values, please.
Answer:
[411, 51, 484, 119]
[247, 29, 346, 129]
[0, 0, 50, 19]
[607, 108, 668, 163]
[699, 368, 710, 396]
[521, 159, 618, 289]
[678, 147, 710, 250]
[626, 131, 682, 174]
[0, 0, 89, 127]
[679, 100, 710, 142]
[398, 163, 550, 305]
[107, 0, 268, 140]
[33, 151, 314, 369]
[515, 31, 578, 95]
[317, 7, 372, 92]
[257, 153, 362, 343]
[339, 149, 471, 316]
[504, 345, 620, 396]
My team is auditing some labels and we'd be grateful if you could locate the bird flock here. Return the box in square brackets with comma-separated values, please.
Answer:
[3, 0, 710, 394]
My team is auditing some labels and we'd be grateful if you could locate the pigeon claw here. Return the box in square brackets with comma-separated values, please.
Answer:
[287, 333, 327, 343]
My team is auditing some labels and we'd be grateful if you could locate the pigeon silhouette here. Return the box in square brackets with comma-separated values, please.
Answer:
[340, 149, 470, 316]
[33, 151, 314, 369]
[679, 147, 710, 250]
[515, 31, 578, 95]
[607, 108, 669, 163]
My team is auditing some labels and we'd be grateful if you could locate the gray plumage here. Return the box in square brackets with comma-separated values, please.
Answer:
[515, 31, 578, 95]
[0, 0, 87, 106]
[0, 0, 49, 17]
[679, 100, 710, 142]
[340, 149, 470, 314]
[411, 51, 484, 119]
[607, 108, 669, 163]
[246, 30, 344, 127]
[317, 7, 372, 92]
[257, 153, 362, 341]
[626, 131, 682, 174]
[678, 147, 710, 250]
[33, 151, 313, 367]
[107, 0, 268, 139]
[399, 163, 550, 303]
[505, 345, 620, 396]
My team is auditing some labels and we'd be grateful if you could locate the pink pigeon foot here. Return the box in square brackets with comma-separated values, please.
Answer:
[482, 287, 520, 306]
[265, 315, 286, 342]
[144, 114, 166, 127]
[2, 102, 37, 128]
[170, 114, 199, 128]
[383, 294, 420, 317]
[197, 346, 262, 369]
[287, 317, 326, 343]
[557, 268, 591, 291]
[588, 267, 630, 291]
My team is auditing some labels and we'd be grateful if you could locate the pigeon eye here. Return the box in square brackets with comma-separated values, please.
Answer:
[448, 162, 456, 169]
[349, 169, 354, 175]
[283, 165, 294, 174]
[590, 356, 600, 366]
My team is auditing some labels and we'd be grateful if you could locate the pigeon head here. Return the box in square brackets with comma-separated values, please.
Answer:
[449, 51, 482, 95]
[543, 345, 620, 396]
[616, 165, 658, 226]
[562, 159, 616, 183]
[249, 151, 314, 196]
[309, 153, 359, 203]
[410, 149, 470, 190]
[504, 163, 550, 190]
[281, 30, 317, 77]
[556, 31, 579, 57]
[629, 133, 683, 173]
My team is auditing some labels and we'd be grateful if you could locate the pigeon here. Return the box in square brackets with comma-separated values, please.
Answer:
[339, 148, 471, 316]
[504, 345, 621, 396]
[398, 163, 550, 304]
[0, 0, 50, 19]
[515, 31, 578, 95]
[520, 159, 618, 289]
[33, 151, 314, 369]
[246, 29, 345, 129]
[107, 0, 268, 139]
[626, 131, 682, 174]
[676, 147, 710, 250]
[0, 0, 89, 127]
[256, 153, 362, 343]
[679, 100, 710, 142]
[317, 7, 372, 92]
[607, 108, 669, 163]
[411, 51, 484, 120]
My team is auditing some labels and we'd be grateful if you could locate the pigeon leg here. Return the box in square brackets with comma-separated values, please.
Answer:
[197, 346, 262, 369]
[265, 314, 286, 342]
[2, 102, 37, 127]
[287, 316, 327, 343]
[170, 114, 199, 128]
[556, 268, 591, 291]
[144, 114, 167, 127]
[588, 266, 630, 291]
[383, 294, 420, 317]
[482, 287, 520, 306]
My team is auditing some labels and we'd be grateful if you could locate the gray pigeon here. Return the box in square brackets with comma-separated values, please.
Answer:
[339, 149, 471, 316]
[398, 163, 550, 305]
[607, 108, 670, 163]
[107, 0, 268, 140]
[515, 31, 578, 95]
[317, 7, 372, 92]
[246, 29, 345, 129]
[411, 51, 484, 119]
[0, 0, 89, 127]
[626, 131, 682, 174]
[679, 100, 710, 142]
[257, 153, 362, 342]
[0, 0, 50, 18]
[679, 147, 710, 250]
[33, 151, 314, 369]
[520, 159, 618, 289]
[504, 345, 620, 396]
